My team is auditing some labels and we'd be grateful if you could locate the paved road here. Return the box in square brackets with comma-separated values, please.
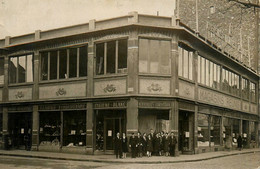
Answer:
[0, 152, 259, 169]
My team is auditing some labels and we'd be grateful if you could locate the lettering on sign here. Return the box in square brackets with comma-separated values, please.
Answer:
[39, 104, 86, 111]
[198, 88, 241, 111]
[138, 101, 171, 108]
[8, 106, 33, 112]
[93, 101, 127, 109]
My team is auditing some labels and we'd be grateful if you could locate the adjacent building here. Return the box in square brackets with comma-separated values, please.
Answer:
[0, 11, 259, 155]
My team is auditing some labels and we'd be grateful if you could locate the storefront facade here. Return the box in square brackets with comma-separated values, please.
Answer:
[0, 12, 259, 155]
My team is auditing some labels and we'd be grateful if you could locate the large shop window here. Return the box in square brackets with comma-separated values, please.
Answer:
[63, 111, 86, 147]
[232, 119, 240, 146]
[178, 46, 193, 80]
[222, 117, 232, 143]
[96, 39, 127, 75]
[241, 78, 249, 100]
[39, 112, 61, 147]
[250, 122, 256, 142]
[210, 116, 220, 146]
[9, 54, 33, 84]
[41, 45, 88, 81]
[198, 55, 220, 89]
[222, 68, 240, 96]
[197, 113, 209, 147]
[0, 58, 4, 84]
[139, 39, 171, 74]
[249, 82, 256, 103]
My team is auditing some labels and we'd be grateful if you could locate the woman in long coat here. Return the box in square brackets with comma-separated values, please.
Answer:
[122, 133, 128, 158]
[163, 133, 170, 156]
[142, 133, 147, 156]
[146, 134, 153, 157]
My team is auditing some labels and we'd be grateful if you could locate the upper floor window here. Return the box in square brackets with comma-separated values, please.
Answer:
[0, 58, 4, 84]
[250, 81, 256, 102]
[41, 45, 88, 81]
[96, 39, 127, 75]
[222, 68, 240, 96]
[139, 39, 171, 74]
[241, 78, 249, 100]
[178, 46, 193, 80]
[198, 55, 220, 89]
[9, 54, 33, 84]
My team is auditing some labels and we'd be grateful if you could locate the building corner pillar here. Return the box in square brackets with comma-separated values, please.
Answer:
[86, 102, 93, 154]
[126, 98, 138, 137]
[31, 105, 39, 151]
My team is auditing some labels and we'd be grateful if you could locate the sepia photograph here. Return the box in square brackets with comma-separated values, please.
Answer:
[0, 0, 259, 168]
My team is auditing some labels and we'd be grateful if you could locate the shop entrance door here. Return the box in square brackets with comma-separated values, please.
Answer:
[8, 112, 32, 150]
[104, 118, 122, 151]
[179, 111, 194, 154]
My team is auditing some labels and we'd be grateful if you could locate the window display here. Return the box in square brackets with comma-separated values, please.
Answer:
[223, 117, 232, 144]
[197, 113, 209, 147]
[63, 111, 86, 147]
[232, 119, 240, 146]
[210, 116, 220, 146]
[250, 122, 256, 142]
[39, 112, 61, 147]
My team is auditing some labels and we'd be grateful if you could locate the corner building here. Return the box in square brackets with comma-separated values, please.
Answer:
[0, 12, 259, 155]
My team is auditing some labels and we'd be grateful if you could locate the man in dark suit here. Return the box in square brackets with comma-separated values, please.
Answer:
[129, 133, 137, 158]
[114, 132, 122, 158]
[169, 132, 177, 156]
[149, 129, 155, 155]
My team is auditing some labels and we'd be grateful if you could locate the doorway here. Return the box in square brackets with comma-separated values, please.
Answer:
[179, 110, 194, 154]
[8, 112, 32, 149]
[95, 109, 125, 151]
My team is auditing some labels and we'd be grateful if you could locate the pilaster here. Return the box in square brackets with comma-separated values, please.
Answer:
[33, 51, 39, 100]
[86, 102, 93, 154]
[31, 105, 39, 150]
[126, 98, 138, 137]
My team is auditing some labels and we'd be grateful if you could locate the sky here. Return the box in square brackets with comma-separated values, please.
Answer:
[0, 0, 176, 39]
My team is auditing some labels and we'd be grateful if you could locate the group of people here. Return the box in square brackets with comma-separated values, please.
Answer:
[114, 129, 177, 159]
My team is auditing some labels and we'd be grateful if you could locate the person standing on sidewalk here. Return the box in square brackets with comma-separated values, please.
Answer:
[169, 132, 177, 156]
[142, 133, 147, 157]
[136, 132, 143, 157]
[237, 135, 242, 151]
[114, 132, 122, 159]
[122, 133, 128, 158]
[129, 133, 137, 158]
[146, 134, 153, 157]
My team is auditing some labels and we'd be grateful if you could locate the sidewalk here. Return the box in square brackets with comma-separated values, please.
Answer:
[0, 148, 259, 164]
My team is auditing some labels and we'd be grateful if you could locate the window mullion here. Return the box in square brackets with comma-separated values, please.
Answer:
[77, 48, 79, 77]
[147, 40, 151, 73]
[115, 41, 118, 74]
[16, 57, 19, 83]
[25, 55, 27, 82]
[57, 51, 60, 80]
[47, 52, 50, 80]
[67, 49, 69, 78]
[104, 43, 107, 75]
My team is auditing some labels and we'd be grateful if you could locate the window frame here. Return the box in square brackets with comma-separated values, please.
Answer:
[8, 53, 34, 84]
[40, 44, 88, 81]
[178, 45, 193, 80]
[95, 38, 128, 76]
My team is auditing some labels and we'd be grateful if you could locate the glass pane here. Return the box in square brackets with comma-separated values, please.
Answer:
[9, 57, 17, 83]
[160, 40, 171, 74]
[26, 55, 33, 82]
[63, 111, 86, 146]
[0, 58, 4, 84]
[209, 62, 213, 87]
[139, 39, 148, 73]
[198, 113, 209, 147]
[39, 111, 61, 144]
[18, 56, 26, 83]
[205, 59, 209, 86]
[149, 40, 159, 73]
[198, 55, 200, 83]
[201, 57, 205, 84]
[210, 116, 220, 146]
[118, 39, 127, 71]
[41, 52, 48, 80]
[59, 49, 67, 79]
[96, 43, 104, 75]
[183, 49, 188, 78]
[79, 46, 88, 77]
[250, 122, 256, 141]
[50, 51, 58, 80]
[69, 48, 77, 78]
[188, 52, 193, 80]
[232, 119, 240, 146]
[178, 47, 183, 76]
[223, 117, 232, 144]
[107, 41, 116, 74]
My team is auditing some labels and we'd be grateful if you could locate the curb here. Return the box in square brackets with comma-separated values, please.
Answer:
[0, 150, 259, 164]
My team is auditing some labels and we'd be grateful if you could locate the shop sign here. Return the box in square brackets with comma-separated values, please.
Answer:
[93, 101, 127, 109]
[39, 104, 86, 111]
[8, 106, 33, 112]
[138, 101, 171, 108]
